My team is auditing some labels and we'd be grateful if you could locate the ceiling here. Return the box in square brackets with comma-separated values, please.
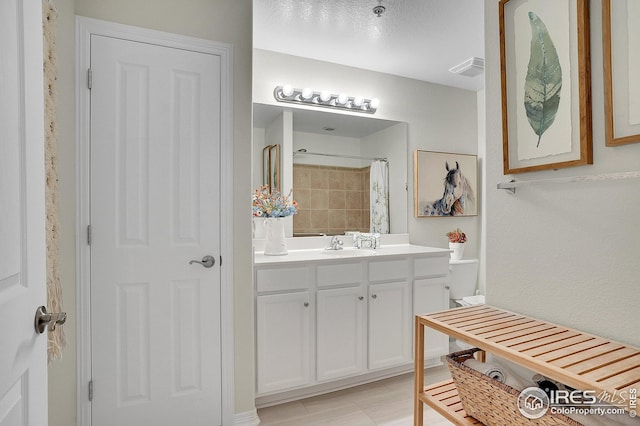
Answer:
[253, 0, 485, 92]
[253, 103, 402, 138]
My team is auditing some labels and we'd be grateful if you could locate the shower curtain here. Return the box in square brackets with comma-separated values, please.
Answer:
[370, 160, 389, 233]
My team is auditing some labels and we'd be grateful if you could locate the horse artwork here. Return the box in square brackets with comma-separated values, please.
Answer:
[414, 151, 478, 217]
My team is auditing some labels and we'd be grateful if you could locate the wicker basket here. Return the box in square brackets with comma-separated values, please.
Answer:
[446, 348, 583, 426]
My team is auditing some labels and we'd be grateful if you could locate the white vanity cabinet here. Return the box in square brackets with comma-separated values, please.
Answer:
[254, 245, 451, 404]
[315, 261, 365, 382]
[256, 291, 312, 394]
[368, 280, 412, 369]
[316, 286, 365, 381]
[367, 258, 412, 370]
[413, 255, 451, 361]
[255, 266, 313, 394]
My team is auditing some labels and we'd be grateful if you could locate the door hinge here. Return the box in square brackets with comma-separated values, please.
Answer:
[87, 225, 92, 245]
[87, 68, 92, 90]
[88, 380, 94, 401]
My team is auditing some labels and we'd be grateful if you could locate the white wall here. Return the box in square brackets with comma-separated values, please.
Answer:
[293, 133, 366, 168]
[49, 1, 254, 425]
[484, 0, 640, 346]
[253, 49, 480, 256]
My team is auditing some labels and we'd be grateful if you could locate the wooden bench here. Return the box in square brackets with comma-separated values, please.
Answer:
[414, 305, 640, 425]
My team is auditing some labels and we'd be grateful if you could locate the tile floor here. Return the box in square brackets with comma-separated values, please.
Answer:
[257, 365, 455, 425]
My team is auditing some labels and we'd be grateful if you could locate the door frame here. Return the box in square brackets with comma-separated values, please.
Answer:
[75, 17, 235, 426]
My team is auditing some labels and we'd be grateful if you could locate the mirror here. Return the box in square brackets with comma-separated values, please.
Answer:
[253, 103, 408, 237]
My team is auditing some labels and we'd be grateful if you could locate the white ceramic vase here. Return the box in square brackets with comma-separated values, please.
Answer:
[449, 242, 464, 260]
[264, 217, 288, 256]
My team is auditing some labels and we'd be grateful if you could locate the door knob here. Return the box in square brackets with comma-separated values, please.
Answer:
[189, 255, 215, 268]
[34, 306, 67, 334]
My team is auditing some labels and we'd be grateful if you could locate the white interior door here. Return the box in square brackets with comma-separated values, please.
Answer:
[89, 35, 222, 426]
[0, 0, 47, 425]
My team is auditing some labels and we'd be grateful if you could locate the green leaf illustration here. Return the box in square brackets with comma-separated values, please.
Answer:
[524, 11, 562, 148]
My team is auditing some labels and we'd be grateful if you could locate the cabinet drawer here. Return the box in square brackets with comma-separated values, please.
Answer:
[414, 256, 449, 278]
[368, 259, 409, 282]
[256, 267, 310, 293]
[317, 262, 362, 287]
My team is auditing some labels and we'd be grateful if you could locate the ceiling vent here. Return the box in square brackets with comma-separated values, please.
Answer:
[449, 57, 484, 77]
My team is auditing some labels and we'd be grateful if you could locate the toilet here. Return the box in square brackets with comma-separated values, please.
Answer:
[448, 258, 480, 303]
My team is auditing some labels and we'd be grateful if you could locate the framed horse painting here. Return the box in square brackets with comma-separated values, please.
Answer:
[414, 150, 478, 217]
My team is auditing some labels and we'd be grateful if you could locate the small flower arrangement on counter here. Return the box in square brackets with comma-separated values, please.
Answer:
[446, 228, 467, 244]
[252, 185, 298, 218]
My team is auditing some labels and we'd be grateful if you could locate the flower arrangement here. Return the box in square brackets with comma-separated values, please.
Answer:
[252, 185, 298, 218]
[446, 228, 467, 244]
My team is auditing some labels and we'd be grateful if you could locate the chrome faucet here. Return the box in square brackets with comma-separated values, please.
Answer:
[326, 235, 344, 250]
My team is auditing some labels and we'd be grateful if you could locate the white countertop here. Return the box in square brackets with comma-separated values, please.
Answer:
[254, 244, 450, 265]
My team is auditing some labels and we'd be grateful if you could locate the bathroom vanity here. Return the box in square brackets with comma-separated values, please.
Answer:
[254, 237, 451, 406]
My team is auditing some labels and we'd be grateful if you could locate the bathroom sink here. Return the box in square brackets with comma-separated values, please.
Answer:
[321, 248, 377, 257]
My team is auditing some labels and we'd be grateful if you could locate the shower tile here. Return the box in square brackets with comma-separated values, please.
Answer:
[345, 171, 361, 191]
[328, 170, 345, 189]
[310, 210, 329, 230]
[328, 190, 346, 209]
[310, 189, 329, 210]
[293, 209, 311, 231]
[345, 191, 362, 209]
[293, 165, 311, 189]
[293, 189, 311, 210]
[346, 210, 363, 229]
[328, 210, 346, 229]
[310, 169, 329, 189]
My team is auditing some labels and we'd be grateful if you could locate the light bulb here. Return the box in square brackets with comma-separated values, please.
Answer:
[353, 96, 364, 107]
[337, 93, 348, 105]
[319, 90, 331, 102]
[369, 98, 380, 109]
[281, 85, 294, 97]
[301, 88, 313, 100]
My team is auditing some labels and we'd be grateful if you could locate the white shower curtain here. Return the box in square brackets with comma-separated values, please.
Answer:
[370, 160, 389, 233]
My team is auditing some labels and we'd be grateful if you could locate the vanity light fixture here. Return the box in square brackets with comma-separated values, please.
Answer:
[273, 85, 379, 114]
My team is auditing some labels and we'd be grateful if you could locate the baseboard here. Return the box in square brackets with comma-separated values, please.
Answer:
[234, 409, 260, 426]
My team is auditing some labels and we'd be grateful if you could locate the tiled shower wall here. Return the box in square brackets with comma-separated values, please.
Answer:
[293, 164, 370, 236]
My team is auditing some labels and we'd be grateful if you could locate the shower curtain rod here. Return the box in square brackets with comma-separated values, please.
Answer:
[293, 150, 388, 162]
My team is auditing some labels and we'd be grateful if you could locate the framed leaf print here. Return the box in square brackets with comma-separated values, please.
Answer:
[603, 0, 640, 146]
[499, 0, 592, 174]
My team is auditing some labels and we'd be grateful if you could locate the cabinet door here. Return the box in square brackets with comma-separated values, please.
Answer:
[316, 287, 364, 381]
[414, 278, 450, 359]
[368, 281, 412, 370]
[256, 292, 312, 394]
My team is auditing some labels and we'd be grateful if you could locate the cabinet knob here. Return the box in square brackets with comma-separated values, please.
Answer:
[303, 302, 309, 307]
[358, 296, 364, 300]
[445, 286, 450, 290]
[371, 294, 377, 299]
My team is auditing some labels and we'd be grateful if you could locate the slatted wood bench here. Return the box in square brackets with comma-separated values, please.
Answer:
[414, 305, 640, 425]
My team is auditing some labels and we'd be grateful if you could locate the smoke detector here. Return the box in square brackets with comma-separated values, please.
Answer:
[449, 57, 485, 77]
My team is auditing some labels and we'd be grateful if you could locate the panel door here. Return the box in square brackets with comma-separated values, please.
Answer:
[316, 287, 365, 381]
[414, 277, 451, 360]
[368, 281, 412, 370]
[90, 35, 222, 425]
[0, 0, 47, 424]
[256, 292, 312, 394]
